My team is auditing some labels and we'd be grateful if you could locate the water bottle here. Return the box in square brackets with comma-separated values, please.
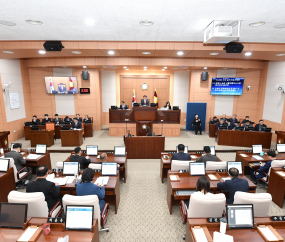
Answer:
[28, 148, 31, 155]
[220, 217, 227, 234]
[74, 170, 77, 181]
[56, 167, 59, 177]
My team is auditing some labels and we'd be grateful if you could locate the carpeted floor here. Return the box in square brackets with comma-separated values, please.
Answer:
[14, 130, 282, 241]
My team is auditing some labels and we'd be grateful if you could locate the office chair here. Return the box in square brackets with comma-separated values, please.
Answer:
[205, 161, 227, 170]
[46, 122, 56, 140]
[88, 163, 102, 170]
[259, 160, 285, 185]
[171, 160, 193, 171]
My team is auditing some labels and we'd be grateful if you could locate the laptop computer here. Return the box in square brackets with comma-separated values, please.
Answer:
[226, 204, 254, 229]
[0, 158, 9, 172]
[101, 162, 117, 176]
[86, 145, 98, 156]
[0, 203, 28, 229]
[65, 205, 93, 231]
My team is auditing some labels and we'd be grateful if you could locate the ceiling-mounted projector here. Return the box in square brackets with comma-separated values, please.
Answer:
[224, 42, 244, 53]
[43, 41, 64, 51]
[204, 20, 242, 44]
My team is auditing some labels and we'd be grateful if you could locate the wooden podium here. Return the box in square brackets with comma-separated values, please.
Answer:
[0, 131, 10, 148]
[136, 121, 153, 136]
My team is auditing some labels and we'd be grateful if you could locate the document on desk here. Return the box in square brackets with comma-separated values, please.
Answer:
[25, 154, 42, 159]
[252, 155, 264, 160]
[170, 175, 177, 181]
[46, 173, 55, 182]
[66, 176, 75, 184]
[17, 226, 39, 241]
[213, 231, 233, 242]
[190, 155, 198, 159]
[221, 177, 231, 181]
[276, 171, 285, 177]
[208, 174, 218, 180]
[240, 154, 248, 157]
[95, 176, 109, 185]
[258, 226, 279, 241]
[52, 177, 69, 186]
[192, 228, 208, 242]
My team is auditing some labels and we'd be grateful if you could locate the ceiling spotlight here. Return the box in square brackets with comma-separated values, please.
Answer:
[126, 69, 129, 70]
[0, 20, 16, 26]
[83, 66, 87, 68]
[164, 67, 167, 69]
[142, 52, 151, 55]
[144, 69, 147, 71]
[123, 66, 127, 68]
[177, 51, 184, 56]
[276, 54, 285, 56]
[144, 66, 147, 69]
[249, 21, 265, 27]
[140, 20, 154, 26]
[26, 20, 42, 25]
[162, 69, 165, 71]
[244, 52, 252, 56]
[39, 50, 46, 54]
[72, 51, 81, 54]
[108, 50, 115, 55]
[85, 18, 95, 25]
[274, 23, 285, 28]
[3, 51, 14, 54]
[210, 53, 219, 55]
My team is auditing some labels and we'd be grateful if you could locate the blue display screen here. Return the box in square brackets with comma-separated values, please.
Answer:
[211, 78, 244, 95]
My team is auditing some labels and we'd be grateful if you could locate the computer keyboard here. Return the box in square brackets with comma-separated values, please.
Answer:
[176, 190, 196, 196]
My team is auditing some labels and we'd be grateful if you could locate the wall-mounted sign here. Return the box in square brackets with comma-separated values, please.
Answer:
[140, 82, 149, 91]
[80, 88, 90, 94]
[9, 93, 20, 109]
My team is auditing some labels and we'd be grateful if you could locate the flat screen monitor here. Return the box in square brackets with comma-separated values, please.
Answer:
[61, 126, 70, 130]
[235, 127, 244, 131]
[0, 203, 28, 229]
[189, 162, 205, 176]
[0, 158, 9, 172]
[211, 78, 244, 96]
[114, 146, 126, 156]
[86, 145, 98, 156]
[31, 126, 39, 130]
[65, 205, 93, 231]
[35, 144, 47, 154]
[25, 122, 33, 126]
[252, 144, 262, 154]
[101, 162, 117, 176]
[218, 125, 228, 130]
[11, 143, 22, 150]
[227, 161, 242, 175]
[45, 76, 78, 94]
[277, 144, 285, 153]
[176, 146, 188, 154]
[63, 162, 79, 176]
[226, 204, 254, 229]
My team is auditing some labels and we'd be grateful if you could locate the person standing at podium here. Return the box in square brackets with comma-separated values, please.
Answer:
[32, 115, 40, 125]
[141, 95, 149, 106]
[192, 114, 202, 135]
[72, 118, 82, 129]
[76, 114, 82, 122]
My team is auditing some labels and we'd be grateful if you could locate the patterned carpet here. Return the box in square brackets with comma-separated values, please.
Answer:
[14, 130, 282, 241]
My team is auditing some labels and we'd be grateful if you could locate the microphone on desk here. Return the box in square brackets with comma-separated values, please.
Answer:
[125, 119, 129, 133]
[161, 120, 164, 136]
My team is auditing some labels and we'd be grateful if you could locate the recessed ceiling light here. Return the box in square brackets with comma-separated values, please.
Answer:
[126, 69, 129, 70]
[204, 67, 208, 70]
[38, 50, 46, 54]
[144, 66, 147, 69]
[276, 54, 285, 56]
[244, 52, 252, 56]
[249, 21, 265, 27]
[210, 52, 219, 55]
[164, 67, 167, 69]
[26, 20, 42, 25]
[108, 50, 115, 55]
[177, 51, 184, 56]
[83, 66, 87, 68]
[72, 51, 81, 54]
[123, 66, 127, 68]
[142, 52, 151, 55]
[3, 51, 14, 54]
[85, 18, 95, 25]
[162, 69, 165, 71]
[274, 23, 285, 28]
[144, 69, 147, 71]
[140, 20, 154, 26]
[0, 20, 16, 26]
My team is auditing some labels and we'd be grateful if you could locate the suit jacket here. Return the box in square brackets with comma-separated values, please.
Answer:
[72, 121, 82, 129]
[217, 123, 227, 129]
[70, 154, 91, 170]
[76, 182, 105, 212]
[242, 119, 250, 124]
[228, 123, 237, 130]
[42, 118, 51, 123]
[32, 119, 40, 125]
[26, 178, 61, 210]
[217, 177, 249, 204]
[58, 86, 66, 93]
[141, 99, 150, 106]
[120, 104, 128, 109]
[196, 154, 219, 163]
[53, 118, 62, 124]
[192, 118, 201, 126]
[5, 150, 26, 171]
[77, 118, 82, 122]
[64, 118, 72, 122]
[229, 118, 238, 123]
[209, 119, 219, 124]
[83, 118, 91, 122]
[254, 124, 267, 131]
[259, 160, 272, 176]
[170, 152, 191, 163]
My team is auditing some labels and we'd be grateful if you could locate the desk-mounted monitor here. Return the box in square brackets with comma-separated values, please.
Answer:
[65, 205, 93, 231]
[189, 162, 205, 176]
[227, 161, 242, 175]
[226, 204, 254, 229]
[63, 162, 79, 175]
[277, 144, 285, 153]
[0, 158, 9, 172]
[86, 145, 98, 156]
[35, 144, 47, 154]
[252, 144, 262, 154]
[0, 203, 28, 229]
[114, 146, 126, 156]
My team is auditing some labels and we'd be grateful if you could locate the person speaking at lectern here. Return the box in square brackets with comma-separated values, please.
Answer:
[141, 95, 149, 106]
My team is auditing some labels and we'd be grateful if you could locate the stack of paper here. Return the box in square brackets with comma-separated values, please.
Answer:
[222, 177, 231, 181]
[66, 176, 75, 183]
[170, 175, 177, 181]
[190, 155, 198, 159]
[277, 171, 285, 177]
[208, 174, 218, 180]
[53, 177, 69, 186]
[192, 228, 208, 242]
[252, 155, 264, 160]
[95, 176, 109, 185]
[46, 173, 55, 182]
[258, 226, 279, 241]
[26, 154, 42, 159]
[17, 227, 39, 242]
[240, 154, 248, 158]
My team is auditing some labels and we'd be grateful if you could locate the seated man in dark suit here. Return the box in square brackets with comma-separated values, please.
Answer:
[26, 165, 61, 211]
[70, 147, 91, 170]
[220, 114, 227, 122]
[209, 116, 219, 124]
[217, 119, 227, 129]
[243, 120, 253, 130]
[120, 101, 128, 109]
[5, 143, 32, 185]
[32, 115, 40, 125]
[64, 116, 72, 122]
[42, 114, 51, 123]
[254, 119, 267, 131]
[242, 116, 250, 124]
[250, 151, 276, 184]
[228, 121, 239, 130]
[72, 117, 82, 129]
[229, 114, 238, 123]
[140, 95, 150, 106]
[217, 167, 249, 204]
[53, 114, 62, 124]
[170, 144, 191, 163]
[196, 146, 218, 163]
[76, 114, 82, 122]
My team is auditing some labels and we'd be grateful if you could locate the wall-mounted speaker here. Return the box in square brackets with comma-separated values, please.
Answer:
[201, 71, 208, 81]
[43, 41, 64, 51]
[82, 71, 89, 80]
[223, 42, 244, 53]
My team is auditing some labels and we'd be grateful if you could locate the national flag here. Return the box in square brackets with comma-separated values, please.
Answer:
[132, 89, 136, 106]
[154, 88, 158, 107]
[69, 77, 74, 90]
[49, 77, 54, 92]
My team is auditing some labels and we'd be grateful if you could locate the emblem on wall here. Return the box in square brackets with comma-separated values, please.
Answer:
[142, 124, 147, 129]
[140, 82, 149, 91]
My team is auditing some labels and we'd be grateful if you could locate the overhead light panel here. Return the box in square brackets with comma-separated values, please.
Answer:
[0, 20, 16, 26]
[3, 51, 14, 54]
[164, 67, 167, 69]
[244, 52, 252, 56]
[142, 52, 151, 55]
[126, 69, 129, 70]
[210, 53, 219, 55]
[26, 20, 42, 25]
[83, 66, 87, 68]
[249, 21, 265, 27]
[123, 66, 127, 68]
[274, 23, 285, 28]
[177, 51, 184, 56]
[39, 50, 46, 54]
[276, 54, 285, 56]
[72, 51, 81, 54]
[140, 20, 154, 26]
[108, 50, 115, 55]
